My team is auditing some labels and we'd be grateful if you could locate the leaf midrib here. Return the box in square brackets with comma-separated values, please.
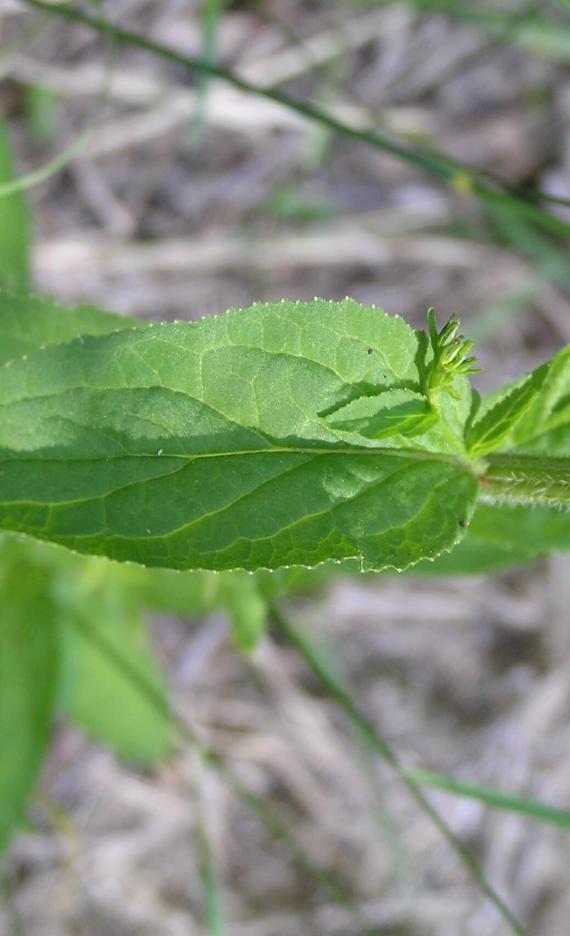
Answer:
[1, 445, 475, 469]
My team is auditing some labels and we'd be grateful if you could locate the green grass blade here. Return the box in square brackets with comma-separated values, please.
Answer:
[486, 201, 570, 294]
[70, 609, 372, 928]
[364, 1, 570, 63]
[406, 768, 570, 829]
[0, 86, 110, 200]
[0, 540, 59, 861]
[25, 83, 59, 144]
[18, 0, 570, 230]
[0, 4, 116, 201]
[188, 0, 225, 146]
[192, 755, 225, 936]
[268, 602, 526, 936]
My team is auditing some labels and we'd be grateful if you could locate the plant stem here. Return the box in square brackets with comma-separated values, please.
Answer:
[190, 752, 225, 936]
[482, 454, 570, 510]
[268, 601, 527, 936]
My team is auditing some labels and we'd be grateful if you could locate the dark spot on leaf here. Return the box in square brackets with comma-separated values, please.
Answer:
[367, 348, 373, 355]
[457, 518, 466, 528]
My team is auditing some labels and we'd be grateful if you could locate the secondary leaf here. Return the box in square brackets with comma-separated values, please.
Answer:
[323, 389, 436, 441]
[510, 346, 570, 456]
[117, 565, 268, 652]
[468, 347, 570, 459]
[0, 540, 59, 858]
[0, 290, 142, 365]
[467, 365, 549, 458]
[0, 542, 173, 763]
[0, 300, 479, 573]
[57, 576, 172, 763]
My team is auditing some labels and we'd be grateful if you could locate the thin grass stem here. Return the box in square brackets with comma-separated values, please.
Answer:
[16, 0, 570, 226]
[70, 613, 374, 931]
[268, 601, 527, 936]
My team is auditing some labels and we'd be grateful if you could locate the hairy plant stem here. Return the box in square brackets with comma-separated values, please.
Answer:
[481, 454, 570, 510]
[268, 601, 526, 936]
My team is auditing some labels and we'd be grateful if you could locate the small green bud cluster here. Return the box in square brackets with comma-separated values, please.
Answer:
[426, 307, 482, 391]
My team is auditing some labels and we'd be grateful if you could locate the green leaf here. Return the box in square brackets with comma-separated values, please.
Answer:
[0, 120, 30, 292]
[116, 564, 267, 652]
[510, 346, 570, 456]
[0, 535, 172, 763]
[56, 565, 172, 763]
[115, 564, 228, 616]
[469, 347, 570, 460]
[0, 290, 142, 365]
[221, 575, 267, 653]
[467, 365, 549, 458]
[466, 347, 570, 514]
[412, 501, 570, 574]
[0, 300, 479, 573]
[0, 540, 59, 857]
[25, 84, 59, 144]
[323, 389, 436, 441]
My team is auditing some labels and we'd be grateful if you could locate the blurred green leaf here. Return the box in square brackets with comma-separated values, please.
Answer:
[0, 119, 30, 292]
[222, 575, 266, 653]
[486, 201, 570, 295]
[25, 84, 58, 144]
[0, 290, 143, 365]
[22, 0, 570, 248]
[269, 186, 337, 224]
[360, 1, 570, 63]
[56, 568, 172, 764]
[0, 540, 59, 858]
[188, 0, 225, 147]
[113, 565, 268, 653]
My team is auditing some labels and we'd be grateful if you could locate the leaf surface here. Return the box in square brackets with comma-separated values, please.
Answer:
[0, 300, 479, 572]
[323, 389, 436, 441]
[467, 365, 548, 458]
[510, 347, 570, 456]
[0, 290, 141, 365]
[469, 347, 570, 459]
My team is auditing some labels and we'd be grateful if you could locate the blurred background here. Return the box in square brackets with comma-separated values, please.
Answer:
[1, 1, 570, 934]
